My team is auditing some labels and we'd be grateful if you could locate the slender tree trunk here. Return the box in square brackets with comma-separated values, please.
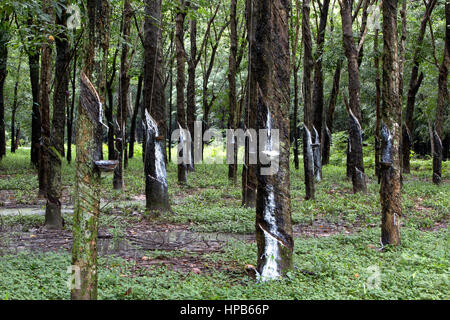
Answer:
[28, 16, 41, 166]
[302, 0, 315, 200]
[129, 73, 143, 159]
[242, 0, 257, 208]
[403, 0, 437, 173]
[432, 1, 449, 185]
[291, 0, 301, 170]
[0, 17, 9, 159]
[38, 1, 53, 196]
[11, 59, 21, 153]
[113, 0, 132, 190]
[251, 0, 293, 281]
[312, 0, 330, 181]
[340, 0, 366, 193]
[168, 32, 174, 163]
[322, 58, 342, 165]
[374, 28, 382, 179]
[186, 17, 197, 172]
[106, 47, 119, 160]
[380, 0, 401, 247]
[67, 52, 77, 164]
[227, 0, 238, 182]
[176, 0, 188, 184]
[45, 2, 69, 229]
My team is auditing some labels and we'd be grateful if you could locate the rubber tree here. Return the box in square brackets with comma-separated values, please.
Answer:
[0, 17, 8, 160]
[312, 0, 331, 181]
[176, 0, 188, 184]
[38, 0, 52, 196]
[432, 1, 449, 185]
[291, 0, 301, 170]
[251, 0, 293, 281]
[113, 0, 132, 190]
[45, 2, 69, 229]
[380, 0, 401, 247]
[302, 0, 315, 200]
[143, 0, 170, 213]
[27, 14, 41, 167]
[402, 0, 437, 173]
[71, 73, 117, 300]
[228, 0, 238, 182]
[10, 58, 22, 153]
[339, 0, 367, 193]
[242, 0, 257, 208]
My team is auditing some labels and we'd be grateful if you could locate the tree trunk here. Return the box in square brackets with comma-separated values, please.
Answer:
[176, 0, 188, 184]
[28, 15, 40, 166]
[432, 1, 449, 185]
[0, 18, 9, 159]
[71, 73, 109, 300]
[291, 0, 301, 170]
[45, 4, 69, 229]
[227, 0, 238, 183]
[374, 28, 382, 179]
[106, 47, 119, 160]
[67, 52, 77, 164]
[302, 0, 315, 200]
[11, 59, 21, 153]
[312, 0, 330, 181]
[340, 0, 366, 193]
[380, 0, 401, 247]
[187, 17, 197, 172]
[143, 0, 170, 213]
[113, 0, 132, 190]
[242, 0, 257, 208]
[322, 58, 342, 165]
[38, 1, 53, 196]
[129, 73, 143, 159]
[251, 0, 293, 281]
[403, 0, 437, 173]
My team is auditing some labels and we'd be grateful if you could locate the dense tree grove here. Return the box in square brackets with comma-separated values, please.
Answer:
[0, 0, 448, 300]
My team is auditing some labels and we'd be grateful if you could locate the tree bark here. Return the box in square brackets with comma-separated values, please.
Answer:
[432, 1, 449, 185]
[45, 3, 69, 229]
[252, 0, 293, 281]
[340, 0, 366, 193]
[71, 73, 105, 300]
[242, 0, 257, 208]
[228, 0, 238, 182]
[38, 1, 53, 196]
[302, 0, 315, 200]
[28, 15, 41, 166]
[291, 0, 301, 170]
[374, 28, 382, 179]
[322, 58, 342, 165]
[403, 0, 437, 173]
[176, 1, 188, 184]
[129, 73, 143, 159]
[0, 17, 9, 159]
[113, 0, 132, 190]
[11, 59, 21, 153]
[187, 17, 197, 172]
[143, 0, 170, 212]
[380, 0, 401, 247]
[312, 0, 330, 181]
[67, 52, 77, 164]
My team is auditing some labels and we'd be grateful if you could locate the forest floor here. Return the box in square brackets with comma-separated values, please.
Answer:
[0, 144, 448, 300]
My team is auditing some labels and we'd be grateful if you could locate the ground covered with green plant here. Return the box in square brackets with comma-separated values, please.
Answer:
[0, 139, 448, 300]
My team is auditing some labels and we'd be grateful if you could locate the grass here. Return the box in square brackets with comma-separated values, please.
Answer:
[0, 133, 448, 300]
[0, 227, 448, 300]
